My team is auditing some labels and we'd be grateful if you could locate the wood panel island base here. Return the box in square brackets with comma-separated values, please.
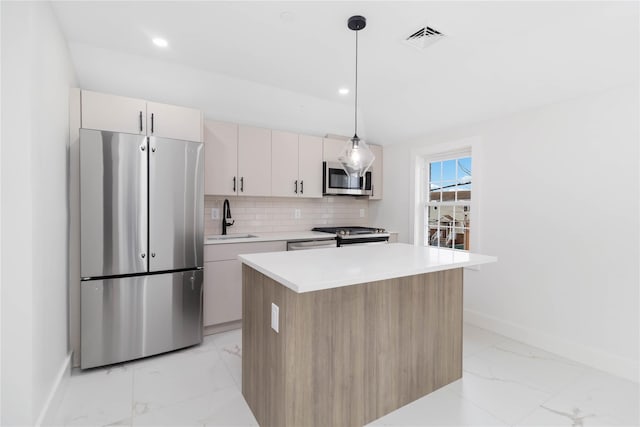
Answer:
[239, 244, 497, 427]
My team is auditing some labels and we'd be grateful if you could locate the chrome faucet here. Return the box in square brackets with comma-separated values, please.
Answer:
[222, 199, 234, 235]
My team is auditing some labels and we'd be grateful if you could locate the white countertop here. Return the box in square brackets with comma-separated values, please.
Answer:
[205, 231, 335, 245]
[239, 243, 497, 293]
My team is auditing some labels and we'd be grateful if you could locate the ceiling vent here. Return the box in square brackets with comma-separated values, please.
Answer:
[403, 25, 445, 50]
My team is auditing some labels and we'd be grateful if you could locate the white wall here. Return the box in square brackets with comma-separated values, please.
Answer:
[67, 42, 363, 141]
[371, 85, 639, 381]
[1, 1, 77, 424]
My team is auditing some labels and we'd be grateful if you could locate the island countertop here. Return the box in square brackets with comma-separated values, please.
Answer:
[238, 243, 497, 293]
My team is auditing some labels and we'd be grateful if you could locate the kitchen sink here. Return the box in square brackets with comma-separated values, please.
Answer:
[206, 234, 257, 241]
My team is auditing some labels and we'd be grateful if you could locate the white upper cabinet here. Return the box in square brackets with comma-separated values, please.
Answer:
[369, 144, 383, 200]
[271, 130, 300, 197]
[204, 120, 238, 196]
[81, 90, 202, 142]
[322, 137, 346, 163]
[147, 101, 203, 142]
[238, 125, 271, 197]
[271, 132, 323, 198]
[81, 90, 147, 135]
[298, 135, 323, 198]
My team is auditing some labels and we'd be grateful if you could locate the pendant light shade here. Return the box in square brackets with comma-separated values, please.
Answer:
[338, 135, 375, 177]
[339, 15, 375, 178]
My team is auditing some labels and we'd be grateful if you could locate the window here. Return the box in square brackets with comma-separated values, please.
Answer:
[425, 153, 472, 250]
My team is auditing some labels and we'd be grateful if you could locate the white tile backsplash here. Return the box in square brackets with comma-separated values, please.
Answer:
[204, 196, 369, 235]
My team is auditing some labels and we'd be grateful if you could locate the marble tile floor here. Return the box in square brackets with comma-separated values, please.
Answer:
[49, 324, 639, 426]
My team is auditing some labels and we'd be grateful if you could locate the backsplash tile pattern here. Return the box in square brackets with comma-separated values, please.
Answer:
[204, 196, 369, 235]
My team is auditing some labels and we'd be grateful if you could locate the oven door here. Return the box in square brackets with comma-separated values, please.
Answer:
[323, 162, 372, 196]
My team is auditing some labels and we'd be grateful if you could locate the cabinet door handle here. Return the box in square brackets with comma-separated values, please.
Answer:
[240, 177, 244, 192]
[233, 176, 236, 192]
[294, 180, 298, 194]
[139, 111, 143, 133]
[300, 180, 304, 194]
[151, 113, 154, 134]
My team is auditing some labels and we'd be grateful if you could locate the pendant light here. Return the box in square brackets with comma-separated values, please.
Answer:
[338, 15, 375, 178]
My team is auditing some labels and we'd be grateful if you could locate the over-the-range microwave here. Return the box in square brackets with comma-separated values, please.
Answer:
[323, 161, 372, 196]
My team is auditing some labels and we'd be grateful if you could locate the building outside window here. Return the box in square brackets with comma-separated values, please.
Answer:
[425, 153, 472, 250]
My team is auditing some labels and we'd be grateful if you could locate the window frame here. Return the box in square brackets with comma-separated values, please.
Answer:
[425, 152, 472, 251]
[409, 136, 481, 258]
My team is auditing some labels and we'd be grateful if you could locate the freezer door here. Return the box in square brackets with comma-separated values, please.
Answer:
[148, 136, 204, 271]
[80, 129, 148, 278]
[81, 270, 203, 369]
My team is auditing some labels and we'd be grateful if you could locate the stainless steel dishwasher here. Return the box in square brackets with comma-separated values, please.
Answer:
[286, 239, 337, 251]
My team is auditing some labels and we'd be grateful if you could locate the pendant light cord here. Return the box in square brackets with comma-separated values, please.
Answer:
[354, 29, 359, 138]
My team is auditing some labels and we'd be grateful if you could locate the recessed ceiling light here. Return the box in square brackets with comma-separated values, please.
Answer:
[280, 11, 295, 23]
[152, 37, 168, 48]
[338, 87, 349, 95]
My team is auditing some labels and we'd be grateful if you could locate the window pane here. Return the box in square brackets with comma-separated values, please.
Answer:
[428, 227, 440, 247]
[442, 159, 456, 182]
[453, 206, 468, 226]
[437, 205, 454, 224]
[440, 182, 456, 202]
[427, 206, 439, 225]
[444, 226, 455, 248]
[429, 186, 442, 202]
[429, 161, 441, 182]
[457, 157, 472, 180]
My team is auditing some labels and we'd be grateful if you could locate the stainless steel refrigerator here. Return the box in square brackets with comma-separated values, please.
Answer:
[80, 129, 204, 369]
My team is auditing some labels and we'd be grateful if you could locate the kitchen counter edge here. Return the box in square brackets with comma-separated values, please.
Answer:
[239, 243, 497, 293]
[205, 231, 336, 245]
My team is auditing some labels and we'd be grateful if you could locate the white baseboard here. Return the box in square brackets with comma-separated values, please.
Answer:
[464, 309, 639, 383]
[36, 352, 72, 426]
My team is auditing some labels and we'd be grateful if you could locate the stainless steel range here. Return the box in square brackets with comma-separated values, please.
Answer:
[312, 226, 389, 246]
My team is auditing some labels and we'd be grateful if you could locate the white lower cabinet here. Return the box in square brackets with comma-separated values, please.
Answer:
[203, 260, 242, 326]
[203, 241, 286, 327]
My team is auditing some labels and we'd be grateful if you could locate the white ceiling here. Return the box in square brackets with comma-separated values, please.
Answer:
[52, 1, 639, 144]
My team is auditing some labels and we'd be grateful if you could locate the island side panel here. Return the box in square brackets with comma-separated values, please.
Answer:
[363, 273, 439, 423]
[362, 270, 462, 423]
[284, 282, 366, 427]
[242, 265, 287, 427]
[433, 268, 463, 389]
[242, 265, 463, 427]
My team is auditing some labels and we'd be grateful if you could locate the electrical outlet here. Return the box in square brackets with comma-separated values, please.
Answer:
[294, 208, 301, 219]
[211, 208, 220, 220]
[271, 303, 279, 333]
[360, 208, 365, 218]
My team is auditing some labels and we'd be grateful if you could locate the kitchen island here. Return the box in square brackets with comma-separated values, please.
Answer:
[239, 243, 496, 427]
